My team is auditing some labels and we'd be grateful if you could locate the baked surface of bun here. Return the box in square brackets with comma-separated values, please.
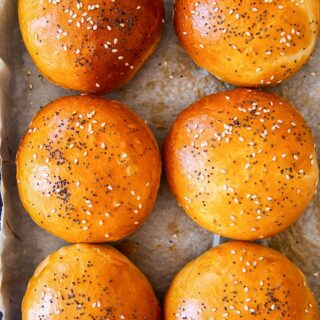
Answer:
[163, 89, 318, 240]
[18, 0, 164, 93]
[165, 241, 319, 319]
[22, 244, 161, 320]
[17, 95, 161, 243]
[174, 0, 319, 86]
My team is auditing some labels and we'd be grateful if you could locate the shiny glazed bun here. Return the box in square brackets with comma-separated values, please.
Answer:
[18, 0, 164, 93]
[165, 241, 319, 319]
[164, 242, 319, 320]
[22, 244, 161, 320]
[163, 89, 318, 240]
[174, 0, 319, 86]
[17, 95, 161, 243]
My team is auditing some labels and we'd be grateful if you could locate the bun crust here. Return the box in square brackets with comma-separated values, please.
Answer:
[17, 95, 161, 243]
[174, 0, 319, 86]
[22, 244, 161, 320]
[165, 241, 319, 320]
[163, 89, 318, 240]
[18, 0, 164, 93]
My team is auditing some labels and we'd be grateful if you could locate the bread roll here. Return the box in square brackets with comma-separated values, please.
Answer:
[163, 89, 318, 240]
[18, 0, 164, 93]
[16, 95, 161, 243]
[165, 241, 319, 320]
[22, 244, 161, 319]
[174, 0, 319, 87]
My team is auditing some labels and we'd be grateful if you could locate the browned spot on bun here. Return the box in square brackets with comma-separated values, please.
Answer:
[22, 244, 161, 319]
[19, 0, 164, 93]
[163, 89, 318, 240]
[165, 241, 319, 319]
[174, 0, 319, 86]
[16, 95, 161, 243]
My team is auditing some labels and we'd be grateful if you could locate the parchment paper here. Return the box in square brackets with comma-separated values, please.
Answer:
[0, 0, 319, 319]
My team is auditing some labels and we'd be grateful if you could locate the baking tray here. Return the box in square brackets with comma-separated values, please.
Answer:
[0, 0, 319, 318]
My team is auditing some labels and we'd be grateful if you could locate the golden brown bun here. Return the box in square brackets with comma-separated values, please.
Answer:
[17, 95, 161, 243]
[165, 241, 319, 320]
[22, 244, 161, 320]
[18, 0, 164, 94]
[174, 0, 319, 87]
[163, 89, 318, 240]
